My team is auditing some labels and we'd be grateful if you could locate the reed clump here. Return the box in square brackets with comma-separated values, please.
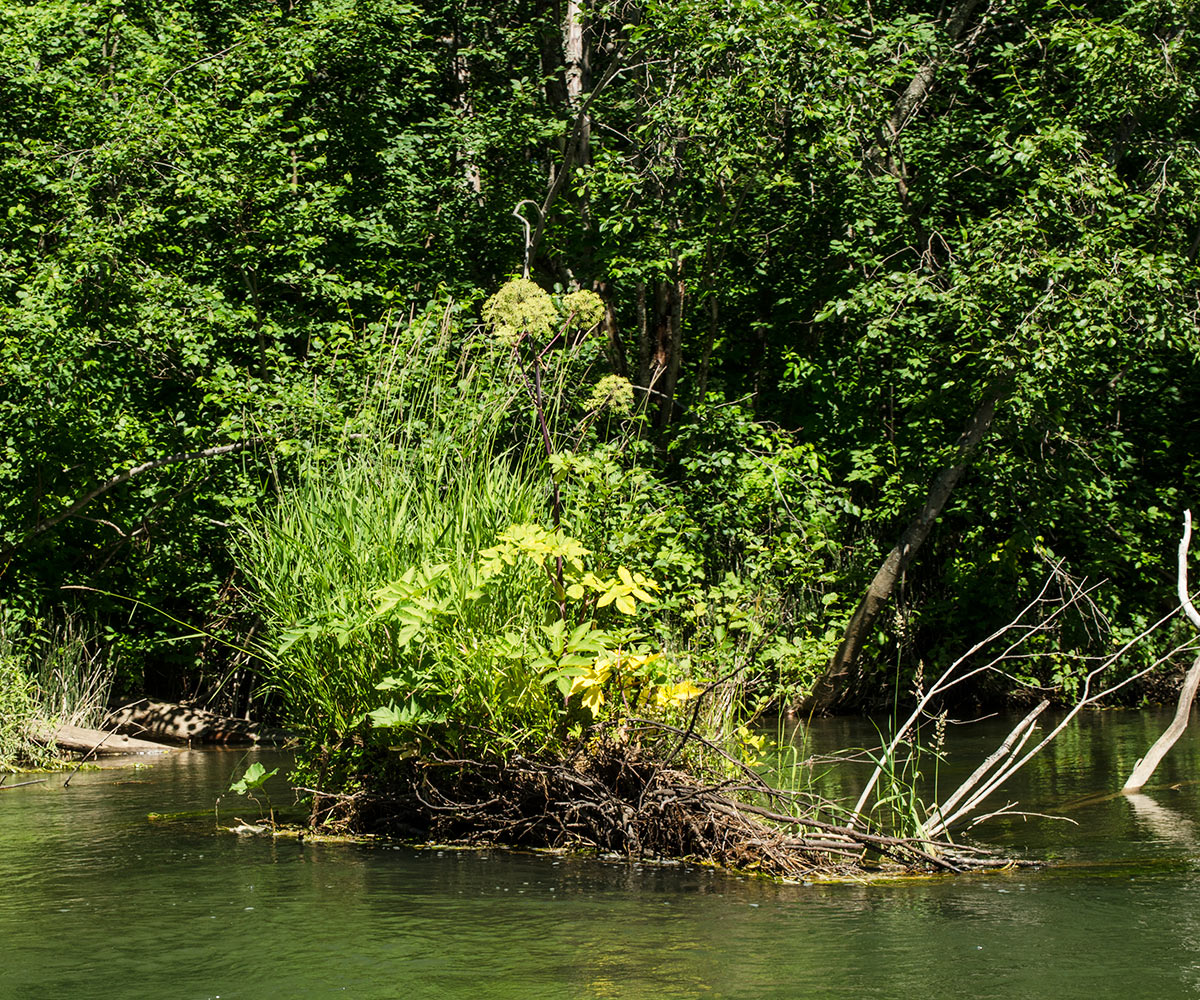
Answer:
[0, 648, 57, 770]
[0, 613, 118, 770]
[235, 306, 547, 748]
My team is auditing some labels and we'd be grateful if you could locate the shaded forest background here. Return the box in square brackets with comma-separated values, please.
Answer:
[2, 0, 1198, 716]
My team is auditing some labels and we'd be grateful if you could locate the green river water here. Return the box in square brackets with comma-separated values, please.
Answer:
[3, 710, 1200, 999]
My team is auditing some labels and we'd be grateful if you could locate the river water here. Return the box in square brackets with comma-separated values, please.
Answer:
[3, 710, 1200, 999]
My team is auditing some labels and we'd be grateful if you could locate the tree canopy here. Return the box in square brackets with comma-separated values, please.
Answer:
[1, 0, 1197, 711]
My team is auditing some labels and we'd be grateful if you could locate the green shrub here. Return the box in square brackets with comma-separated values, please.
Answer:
[235, 289, 711, 784]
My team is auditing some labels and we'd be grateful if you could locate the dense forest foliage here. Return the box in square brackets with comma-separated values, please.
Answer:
[2, 0, 1198, 753]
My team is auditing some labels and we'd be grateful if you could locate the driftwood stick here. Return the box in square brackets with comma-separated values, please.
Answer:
[931, 698, 1063, 836]
[1180, 510, 1200, 629]
[711, 795, 976, 871]
[1123, 655, 1200, 792]
[63, 728, 120, 788]
[967, 807, 1079, 829]
[1123, 510, 1200, 792]
[625, 717, 771, 790]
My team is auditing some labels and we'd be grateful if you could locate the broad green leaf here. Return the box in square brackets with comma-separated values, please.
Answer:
[230, 762, 278, 795]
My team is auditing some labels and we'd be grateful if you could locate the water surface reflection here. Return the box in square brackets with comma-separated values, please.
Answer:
[1, 713, 1198, 999]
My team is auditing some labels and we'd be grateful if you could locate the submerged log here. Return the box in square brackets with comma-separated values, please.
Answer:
[36, 723, 176, 757]
[104, 699, 289, 746]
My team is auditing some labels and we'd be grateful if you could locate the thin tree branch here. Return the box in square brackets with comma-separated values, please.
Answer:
[158, 41, 251, 95]
[3, 440, 261, 559]
[527, 46, 629, 262]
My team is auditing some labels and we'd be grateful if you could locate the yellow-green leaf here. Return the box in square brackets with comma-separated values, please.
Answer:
[654, 680, 703, 707]
[580, 683, 605, 715]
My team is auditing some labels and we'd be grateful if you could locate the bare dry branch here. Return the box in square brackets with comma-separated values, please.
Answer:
[1123, 511, 1200, 792]
[929, 700, 1049, 830]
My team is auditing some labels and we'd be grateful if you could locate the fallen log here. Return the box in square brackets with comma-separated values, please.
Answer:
[104, 699, 289, 746]
[35, 722, 176, 757]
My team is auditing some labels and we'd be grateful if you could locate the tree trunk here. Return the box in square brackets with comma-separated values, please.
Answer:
[696, 294, 718, 403]
[797, 2, 995, 715]
[562, 0, 591, 244]
[595, 280, 629, 377]
[1123, 657, 1200, 792]
[34, 722, 175, 757]
[656, 265, 685, 428]
[527, 49, 623, 264]
[875, 0, 987, 266]
[446, 28, 483, 200]
[105, 698, 289, 746]
[536, 0, 567, 107]
[799, 384, 1004, 715]
[884, 0, 985, 143]
[629, 270, 687, 421]
[635, 280, 651, 390]
[564, 0, 586, 109]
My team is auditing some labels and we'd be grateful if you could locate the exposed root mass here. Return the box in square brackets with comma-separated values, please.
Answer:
[301, 740, 1015, 878]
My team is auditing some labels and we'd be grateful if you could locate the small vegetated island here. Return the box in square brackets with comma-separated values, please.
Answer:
[2, 0, 1199, 877]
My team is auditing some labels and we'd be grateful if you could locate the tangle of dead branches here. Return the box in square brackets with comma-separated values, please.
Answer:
[299, 737, 1014, 878]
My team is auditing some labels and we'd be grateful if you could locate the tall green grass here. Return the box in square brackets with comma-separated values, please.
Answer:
[234, 315, 554, 748]
[34, 616, 117, 729]
[0, 643, 53, 770]
[0, 612, 119, 768]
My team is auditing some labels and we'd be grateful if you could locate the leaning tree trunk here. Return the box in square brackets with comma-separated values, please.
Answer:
[872, 0, 987, 268]
[799, 385, 1004, 715]
[798, 2, 996, 715]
